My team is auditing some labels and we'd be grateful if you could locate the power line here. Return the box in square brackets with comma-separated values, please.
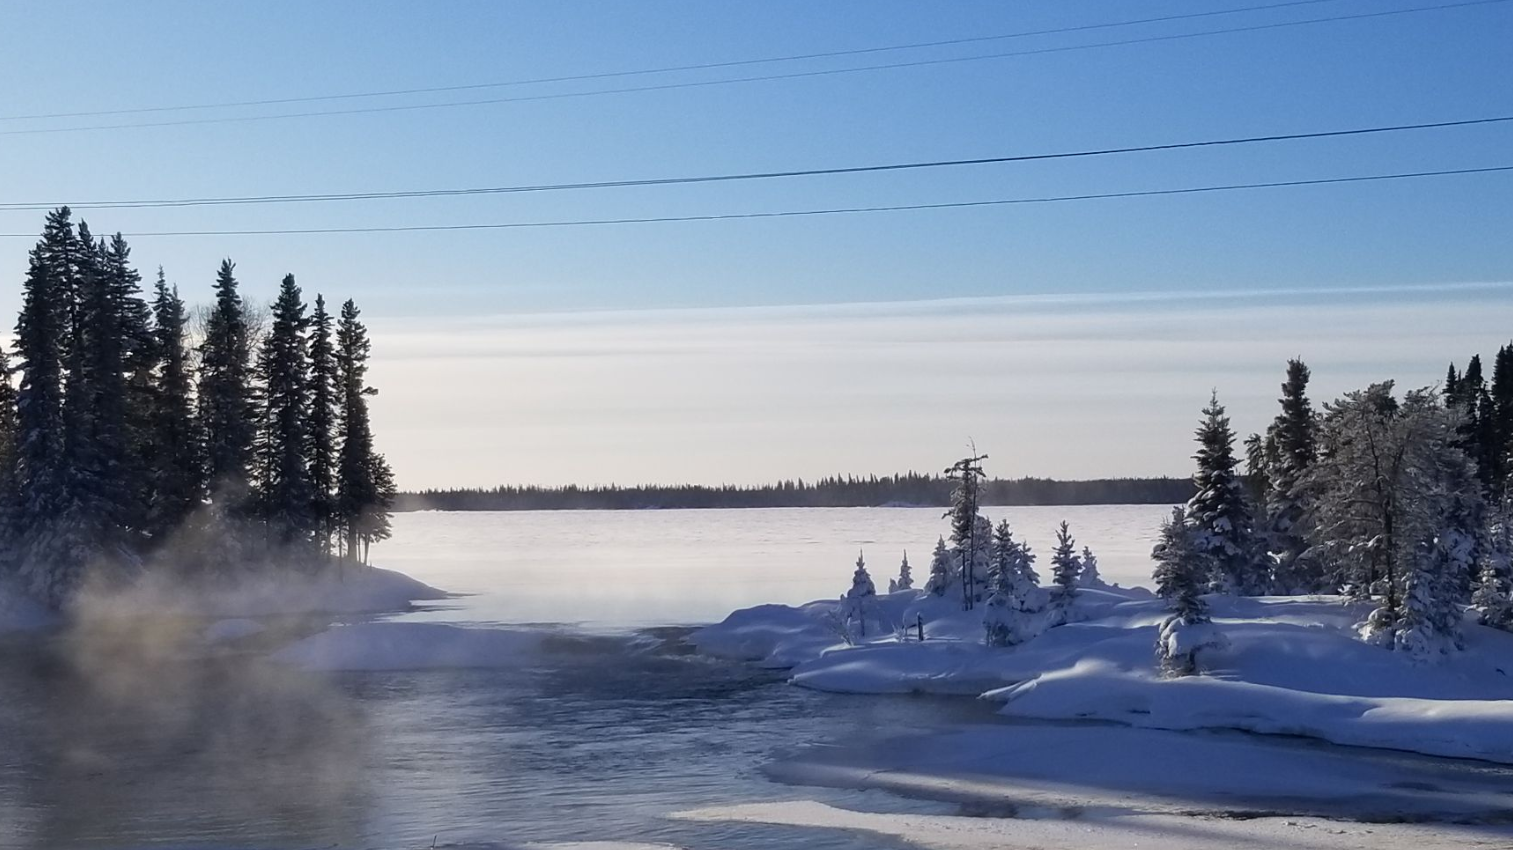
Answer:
[5, 0, 1504, 137]
[4, 114, 1510, 212]
[3, 164, 1504, 238]
[0, 0, 1348, 123]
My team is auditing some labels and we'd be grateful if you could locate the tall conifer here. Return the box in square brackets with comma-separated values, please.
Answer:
[254, 274, 314, 546]
[198, 260, 255, 511]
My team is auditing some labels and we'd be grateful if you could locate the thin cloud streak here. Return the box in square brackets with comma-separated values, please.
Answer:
[369, 285, 1513, 489]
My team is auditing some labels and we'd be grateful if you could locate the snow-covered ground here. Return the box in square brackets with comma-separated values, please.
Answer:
[0, 564, 446, 640]
[694, 587, 1513, 765]
[674, 799, 1511, 850]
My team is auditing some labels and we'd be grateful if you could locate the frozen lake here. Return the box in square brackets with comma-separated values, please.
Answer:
[4, 504, 1511, 850]
[374, 504, 1170, 626]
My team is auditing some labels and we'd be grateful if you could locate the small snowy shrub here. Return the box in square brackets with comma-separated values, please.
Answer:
[1155, 616, 1229, 677]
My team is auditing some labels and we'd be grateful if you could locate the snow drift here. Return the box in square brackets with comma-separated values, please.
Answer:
[695, 588, 1513, 764]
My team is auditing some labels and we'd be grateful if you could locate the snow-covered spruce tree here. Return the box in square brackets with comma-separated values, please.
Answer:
[306, 294, 339, 559]
[1077, 545, 1104, 589]
[1475, 500, 1513, 631]
[1186, 392, 1267, 595]
[198, 259, 256, 519]
[1049, 520, 1081, 617]
[892, 551, 913, 592]
[146, 272, 204, 540]
[335, 300, 394, 564]
[1151, 505, 1223, 676]
[253, 274, 317, 551]
[1305, 384, 1481, 656]
[943, 451, 988, 610]
[1473, 557, 1513, 631]
[982, 518, 1044, 646]
[924, 535, 953, 596]
[842, 550, 877, 638]
[1264, 359, 1320, 593]
[13, 209, 77, 602]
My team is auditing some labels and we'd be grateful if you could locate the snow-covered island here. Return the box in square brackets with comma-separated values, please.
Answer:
[698, 363, 1513, 768]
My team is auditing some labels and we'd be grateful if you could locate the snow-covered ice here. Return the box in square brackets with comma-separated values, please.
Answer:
[695, 587, 1513, 764]
[272, 621, 545, 670]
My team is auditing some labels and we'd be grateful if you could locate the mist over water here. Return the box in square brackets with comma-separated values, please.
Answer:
[6, 506, 1063, 849]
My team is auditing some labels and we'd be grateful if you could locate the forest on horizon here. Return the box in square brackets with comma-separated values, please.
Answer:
[397, 474, 1196, 512]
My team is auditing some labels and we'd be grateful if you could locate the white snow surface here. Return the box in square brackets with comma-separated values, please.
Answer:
[272, 621, 545, 671]
[73, 565, 448, 621]
[694, 588, 1513, 764]
[675, 799, 1511, 850]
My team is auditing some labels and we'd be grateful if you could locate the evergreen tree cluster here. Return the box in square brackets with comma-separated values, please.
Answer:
[399, 474, 1195, 511]
[3, 209, 395, 607]
[1159, 356, 1513, 664]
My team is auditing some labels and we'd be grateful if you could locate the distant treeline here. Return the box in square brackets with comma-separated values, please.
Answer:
[397, 474, 1195, 512]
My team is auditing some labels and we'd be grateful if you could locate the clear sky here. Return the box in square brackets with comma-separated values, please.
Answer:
[2, 1, 1511, 488]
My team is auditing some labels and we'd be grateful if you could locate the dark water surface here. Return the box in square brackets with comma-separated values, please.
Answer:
[0, 625, 985, 850]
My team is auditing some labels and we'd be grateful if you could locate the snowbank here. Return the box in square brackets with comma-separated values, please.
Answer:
[272, 621, 544, 671]
[72, 564, 448, 621]
[674, 799, 1509, 850]
[696, 590, 1513, 764]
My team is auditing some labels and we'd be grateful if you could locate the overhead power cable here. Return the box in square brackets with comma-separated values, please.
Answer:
[3, 0, 1504, 136]
[2, 164, 1504, 238]
[5, 114, 1509, 212]
[0, 0, 1349, 122]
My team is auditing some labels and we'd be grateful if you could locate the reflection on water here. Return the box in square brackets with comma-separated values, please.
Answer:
[0, 624, 984, 850]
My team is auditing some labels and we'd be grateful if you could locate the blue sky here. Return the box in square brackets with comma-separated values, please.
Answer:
[2, 2, 1511, 485]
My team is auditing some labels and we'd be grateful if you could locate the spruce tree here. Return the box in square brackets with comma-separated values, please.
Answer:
[842, 551, 876, 638]
[1153, 506, 1206, 623]
[0, 345, 19, 569]
[983, 518, 1042, 646]
[1265, 359, 1319, 592]
[1489, 343, 1513, 493]
[924, 535, 952, 596]
[335, 299, 393, 563]
[198, 260, 255, 512]
[892, 551, 913, 591]
[147, 272, 204, 539]
[1078, 546, 1102, 588]
[88, 232, 152, 541]
[253, 274, 314, 548]
[1186, 392, 1266, 595]
[13, 210, 76, 601]
[1049, 520, 1081, 613]
[944, 451, 988, 609]
[306, 294, 338, 558]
